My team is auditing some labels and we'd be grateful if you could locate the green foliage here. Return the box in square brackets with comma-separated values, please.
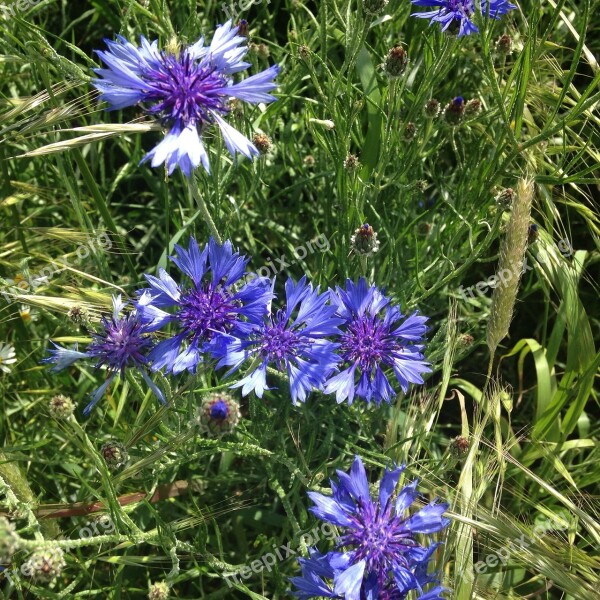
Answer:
[0, 0, 598, 598]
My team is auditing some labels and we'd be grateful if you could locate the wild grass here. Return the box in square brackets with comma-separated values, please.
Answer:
[0, 0, 599, 598]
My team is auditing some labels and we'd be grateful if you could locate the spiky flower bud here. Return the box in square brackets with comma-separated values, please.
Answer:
[417, 222, 432, 236]
[449, 435, 470, 457]
[487, 179, 535, 356]
[528, 223, 539, 243]
[344, 153, 361, 171]
[148, 580, 170, 600]
[49, 394, 75, 419]
[68, 306, 89, 326]
[22, 546, 66, 582]
[457, 333, 474, 346]
[252, 133, 272, 155]
[237, 19, 249, 37]
[383, 46, 408, 78]
[363, 0, 389, 15]
[100, 441, 128, 470]
[303, 154, 315, 168]
[196, 393, 241, 437]
[256, 43, 270, 59]
[496, 34, 513, 54]
[403, 122, 417, 141]
[0, 518, 20, 563]
[350, 224, 380, 256]
[464, 98, 482, 118]
[495, 187, 515, 209]
[444, 96, 465, 126]
[423, 98, 440, 119]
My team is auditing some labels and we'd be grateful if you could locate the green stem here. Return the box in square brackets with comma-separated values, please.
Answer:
[188, 175, 223, 244]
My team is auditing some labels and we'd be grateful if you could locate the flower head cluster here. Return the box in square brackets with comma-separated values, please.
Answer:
[93, 20, 280, 175]
[324, 279, 430, 405]
[212, 276, 342, 404]
[291, 456, 449, 599]
[42, 295, 165, 415]
[411, 0, 516, 37]
[43, 238, 431, 413]
[136, 237, 273, 375]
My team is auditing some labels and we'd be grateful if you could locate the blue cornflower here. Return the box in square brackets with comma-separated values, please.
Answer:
[324, 278, 431, 405]
[42, 296, 166, 415]
[212, 276, 342, 404]
[135, 237, 272, 375]
[93, 20, 280, 175]
[411, 0, 516, 37]
[291, 456, 449, 600]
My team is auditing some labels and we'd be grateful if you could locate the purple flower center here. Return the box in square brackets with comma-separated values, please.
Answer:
[209, 399, 230, 420]
[88, 314, 152, 371]
[447, 0, 474, 14]
[143, 51, 229, 127]
[258, 313, 302, 369]
[177, 285, 238, 343]
[340, 501, 415, 575]
[339, 315, 396, 372]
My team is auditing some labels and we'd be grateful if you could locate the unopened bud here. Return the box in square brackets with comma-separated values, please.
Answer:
[383, 46, 408, 78]
[464, 98, 482, 118]
[23, 546, 66, 582]
[49, 394, 75, 419]
[350, 224, 380, 256]
[444, 96, 465, 126]
[100, 441, 128, 470]
[496, 34, 513, 54]
[344, 153, 360, 171]
[363, 0, 389, 15]
[423, 98, 440, 119]
[148, 581, 170, 600]
[252, 133, 272, 154]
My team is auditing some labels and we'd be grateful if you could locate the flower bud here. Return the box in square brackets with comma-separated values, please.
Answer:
[363, 0, 389, 15]
[196, 393, 241, 436]
[464, 98, 482, 118]
[252, 133, 272, 155]
[458, 333, 474, 346]
[444, 96, 465, 126]
[100, 441, 128, 470]
[423, 98, 440, 119]
[23, 546, 66, 582]
[350, 224, 380, 256]
[528, 223, 539, 243]
[49, 394, 75, 419]
[495, 187, 515, 209]
[237, 19, 249, 37]
[343, 153, 361, 171]
[303, 155, 315, 168]
[450, 435, 470, 457]
[383, 46, 408, 78]
[403, 122, 417, 141]
[68, 306, 89, 326]
[256, 43, 270, 59]
[496, 34, 513, 54]
[148, 581, 170, 600]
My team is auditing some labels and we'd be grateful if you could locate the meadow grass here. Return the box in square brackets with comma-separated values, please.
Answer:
[0, 0, 599, 598]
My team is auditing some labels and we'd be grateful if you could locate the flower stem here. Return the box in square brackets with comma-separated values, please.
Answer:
[188, 175, 223, 244]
